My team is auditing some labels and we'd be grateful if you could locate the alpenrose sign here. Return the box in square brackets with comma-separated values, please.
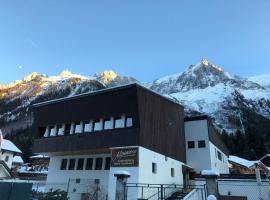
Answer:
[111, 147, 139, 167]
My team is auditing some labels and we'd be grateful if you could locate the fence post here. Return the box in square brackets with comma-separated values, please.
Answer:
[202, 174, 219, 198]
[114, 171, 130, 200]
[160, 184, 164, 200]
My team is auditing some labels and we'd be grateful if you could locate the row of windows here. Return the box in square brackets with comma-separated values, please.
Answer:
[42, 115, 133, 137]
[151, 162, 175, 177]
[60, 157, 111, 171]
[187, 140, 206, 149]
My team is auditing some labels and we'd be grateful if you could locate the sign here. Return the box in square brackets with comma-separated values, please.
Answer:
[111, 148, 139, 167]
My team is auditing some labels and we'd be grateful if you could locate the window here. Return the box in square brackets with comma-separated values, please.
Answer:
[60, 159, 68, 170]
[198, 140, 206, 148]
[49, 126, 56, 136]
[152, 163, 157, 174]
[83, 121, 92, 132]
[171, 168, 175, 177]
[188, 141, 195, 149]
[57, 125, 64, 136]
[75, 122, 82, 134]
[95, 158, 103, 170]
[104, 119, 113, 130]
[65, 124, 71, 135]
[68, 159, 76, 170]
[40, 127, 47, 137]
[94, 120, 102, 131]
[105, 157, 111, 170]
[5, 156, 9, 162]
[126, 117, 133, 127]
[217, 151, 222, 161]
[77, 158, 84, 170]
[114, 117, 124, 128]
[85, 158, 93, 170]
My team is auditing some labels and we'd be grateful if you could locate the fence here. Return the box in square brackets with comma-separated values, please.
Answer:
[218, 179, 270, 200]
[124, 183, 206, 200]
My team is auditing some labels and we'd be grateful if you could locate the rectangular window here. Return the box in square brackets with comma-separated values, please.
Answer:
[105, 157, 111, 170]
[65, 124, 71, 135]
[57, 125, 64, 136]
[74, 122, 82, 134]
[114, 117, 124, 128]
[83, 121, 92, 132]
[85, 158, 93, 170]
[49, 126, 56, 136]
[94, 120, 102, 131]
[5, 156, 9, 162]
[188, 141, 195, 149]
[68, 159, 76, 170]
[60, 159, 68, 170]
[152, 162, 157, 174]
[95, 158, 103, 170]
[77, 158, 84, 170]
[198, 140, 206, 148]
[217, 151, 222, 161]
[171, 168, 175, 177]
[126, 117, 133, 127]
[104, 119, 112, 130]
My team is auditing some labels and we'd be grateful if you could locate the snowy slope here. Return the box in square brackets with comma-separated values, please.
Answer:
[249, 74, 270, 88]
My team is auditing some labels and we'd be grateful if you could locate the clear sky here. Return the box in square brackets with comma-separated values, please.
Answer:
[0, 0, 269, 84]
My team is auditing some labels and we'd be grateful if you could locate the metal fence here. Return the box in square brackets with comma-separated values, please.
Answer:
[217, 179, 270, 200]
[124, 183, 206, 200]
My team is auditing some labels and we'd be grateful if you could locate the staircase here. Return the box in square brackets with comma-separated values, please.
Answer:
[166, 191, 189, 200]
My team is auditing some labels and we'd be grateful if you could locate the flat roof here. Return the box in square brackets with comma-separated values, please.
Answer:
[33, 83, 184, 108]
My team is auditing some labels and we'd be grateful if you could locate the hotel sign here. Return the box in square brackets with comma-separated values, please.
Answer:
[111, 148, 139, 167]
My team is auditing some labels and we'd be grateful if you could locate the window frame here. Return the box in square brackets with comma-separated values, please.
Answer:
[95, 157, 103, 170]
[198, 140, 206, 148]
[68, 159, 76, 170]
[60, 159, 68, 170]
[85, 158, 93, 170]
[152, 162, 157, 174]
[77, 158, 84, 170]
[104, 157, 111, 170]
[114, 117, 125, 129]
[93, 120, 102, 132]
[126, 116, 133, 127]
[187, 141, 195, 149]
[103, 119, 112, 130]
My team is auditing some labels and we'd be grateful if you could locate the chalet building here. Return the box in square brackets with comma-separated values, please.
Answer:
[0, 130, 22, 179]
[184, 116, 229, 174]
[33, 84, 186, 200]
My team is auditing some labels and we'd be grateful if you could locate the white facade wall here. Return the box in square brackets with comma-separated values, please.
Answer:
[209, 142, 229, 174]
[185, 120, 211, 173]
[218, 180, 270, 200]
[46, 153, 111, 195]
[184, 120, 229, 174]
[0, 151, 14, 169]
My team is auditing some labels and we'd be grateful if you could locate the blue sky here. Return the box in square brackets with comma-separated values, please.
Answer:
[0, 0, 269, 84]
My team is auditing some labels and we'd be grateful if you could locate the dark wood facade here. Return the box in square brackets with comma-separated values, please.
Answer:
[33, 84, 186, 163]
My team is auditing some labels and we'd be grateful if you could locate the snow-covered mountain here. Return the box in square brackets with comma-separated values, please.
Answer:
[249, 73, 270, 89]
[0, 70, 137, 133]
[0, 59, 270, 137]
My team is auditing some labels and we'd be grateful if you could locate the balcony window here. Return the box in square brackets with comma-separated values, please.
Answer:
[126, 117, 133, 127]
[49, 126, 56, 137]
[95, 158, 103, 170]
[94, 120, 102, 131]
[77, 158, 84, 170]
[85, 158, 93, 170]
[83, 121, 92, 133]
[104, 119, 113, 130]
[60, 159, 68, 170]
[74, 122, 82, 134]
[114, 117, 124, 128]
[68, 159, 76, 170]
[65, 124, 71, 135]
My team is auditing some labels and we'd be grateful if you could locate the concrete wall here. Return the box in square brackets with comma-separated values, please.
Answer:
[209, 142, 229, 174]
[218, 179, 270, 200]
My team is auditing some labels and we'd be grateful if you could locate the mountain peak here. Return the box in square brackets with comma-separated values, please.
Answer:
[190, 58, 224, 73]
[96, 70, 118, 84]
[23, 72, 39, 82]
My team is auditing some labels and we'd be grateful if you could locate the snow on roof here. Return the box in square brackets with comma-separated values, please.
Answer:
[13, 156, 24, 163]
[1, 139, 22, 153]
[30, 154, 49, 159]
[201, 170, 220, 176]
[229, 155, 257, 168]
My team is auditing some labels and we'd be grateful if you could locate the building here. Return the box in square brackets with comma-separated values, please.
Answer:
[229, 155, 269, 175]
[0, 131, 22, 179]
[184, 115, 229, 174]
[32, 84, 186, 200]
